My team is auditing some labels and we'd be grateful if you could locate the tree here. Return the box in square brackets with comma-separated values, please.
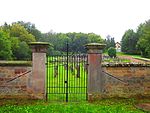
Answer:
[108, 47, 116, 58]
[121, 29, 139, 54]
[10, 37, 20, 59]
[69, 32, 89, 53]
[0, 30, 12, 60]
[88, 33, 104, 43]
[9, 23, 36, 60]
[13, 41, 31, 60]
[14, 21, 42, 41]
[10, 23, 36, 43]
[40, 32, 104, 54]
[105, 35, 115, 50]
[137, 20, 150, 57]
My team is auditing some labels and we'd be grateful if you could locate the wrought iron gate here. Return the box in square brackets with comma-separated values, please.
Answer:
[46, 45, 88, 102]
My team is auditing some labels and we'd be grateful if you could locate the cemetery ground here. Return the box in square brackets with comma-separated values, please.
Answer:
[104, 52, 150, 63]
[0, 52, 150, 113]
[117, 52, 150, 63]
[0, 97, 150, 113]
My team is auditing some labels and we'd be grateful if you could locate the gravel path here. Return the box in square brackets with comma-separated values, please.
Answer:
[118, 56, 147, 63]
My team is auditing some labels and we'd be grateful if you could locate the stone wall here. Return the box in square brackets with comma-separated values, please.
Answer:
[0, 61, 32, 98]
[0, 61, 150, 100]
[102, 63, 150, 98]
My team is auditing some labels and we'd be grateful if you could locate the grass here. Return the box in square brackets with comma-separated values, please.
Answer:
[116, 52, 150, 62]
[132, 56, 150, 62]
[0, 98, 149, 113]
[103, 58, 131, 63]
[104, 52, 150, 62]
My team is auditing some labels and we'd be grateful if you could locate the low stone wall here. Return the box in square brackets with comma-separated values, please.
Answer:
[0, 61, 150, 100]
[102, 63, 150, 98]
[0, 61, 32, 98]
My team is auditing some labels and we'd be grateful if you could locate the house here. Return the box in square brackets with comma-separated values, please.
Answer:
[115, 42, 121, 52]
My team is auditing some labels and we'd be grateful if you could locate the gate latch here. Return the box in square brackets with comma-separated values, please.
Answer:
[65, 81, 67, 83]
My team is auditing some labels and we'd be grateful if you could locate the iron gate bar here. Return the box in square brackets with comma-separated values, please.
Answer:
[46, 53, 88, 102]
[66, 42, 69, 102]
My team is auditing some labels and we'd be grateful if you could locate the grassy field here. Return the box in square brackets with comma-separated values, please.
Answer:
[0, 98, 149, 113]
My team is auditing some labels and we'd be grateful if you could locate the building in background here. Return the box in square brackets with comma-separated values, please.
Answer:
[115, 42, 121, 52]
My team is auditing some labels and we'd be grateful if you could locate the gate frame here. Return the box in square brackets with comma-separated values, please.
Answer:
[46, 51, 88, 102]
[29, 42, 105, 101]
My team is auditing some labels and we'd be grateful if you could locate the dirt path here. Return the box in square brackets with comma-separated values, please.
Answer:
[118, 56, 147, 63]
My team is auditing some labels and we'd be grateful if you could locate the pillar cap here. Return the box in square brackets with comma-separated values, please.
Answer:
[29, 42, 50, 46]
[85, 43, 106, 50]
[29, 42, 51, 53]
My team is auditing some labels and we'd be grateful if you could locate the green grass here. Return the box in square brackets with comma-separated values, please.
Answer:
[116, 52, 150, 62]
[116, 52, 142, 58]
[131, 55, 150, 62]
[103, 58, 131, 63]
[0, 98, 149, 113]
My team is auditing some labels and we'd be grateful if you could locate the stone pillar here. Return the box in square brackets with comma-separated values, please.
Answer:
[29, 42, 49, 99]
[85, 43, 105, 101]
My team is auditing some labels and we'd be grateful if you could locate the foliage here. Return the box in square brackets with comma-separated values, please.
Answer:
[13, 21, 42, 41]
[104, 35, 116, 51]
[0, 30, 12, 60]
[40, 32, 104, 54]
[13, 41, 31, 60]
[121, 29, 139, 54]
[0, 21, 105, 60]
[137, 20, 150, 58]
[107, 47, 116, 58]
[10, 23, 36, 42]
[0, 98, 147, 113]
[10, 37, 20, 59]
[0, 22, 37, 60]
[121, 19, 150, 58]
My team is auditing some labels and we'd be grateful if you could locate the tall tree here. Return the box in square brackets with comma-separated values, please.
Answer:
[137, 20, 150, 57]
[121, 29, 139, 54]
[105, 35, 115, 50]
[13, 41, 31, 60]
[10, 23, 36, 42]
[0, 30, 12, 60]
[9, 23, 35, 60]
[40, 32, 104, 54]
[10, 37, 20, 59]
[14, 21, 42, 41]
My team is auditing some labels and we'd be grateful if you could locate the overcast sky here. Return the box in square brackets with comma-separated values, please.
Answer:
[0, 0, 150, 42]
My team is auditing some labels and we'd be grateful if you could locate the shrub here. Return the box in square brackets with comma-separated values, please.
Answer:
[108, 47, 116, 58]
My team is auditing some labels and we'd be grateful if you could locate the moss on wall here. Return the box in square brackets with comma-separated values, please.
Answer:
[0, 61, 32, 66]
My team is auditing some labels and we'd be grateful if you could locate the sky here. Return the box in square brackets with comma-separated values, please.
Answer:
[0, 0, 150, 42]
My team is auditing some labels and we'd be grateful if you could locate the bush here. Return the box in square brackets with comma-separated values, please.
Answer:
[108, 47, 116, 58]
